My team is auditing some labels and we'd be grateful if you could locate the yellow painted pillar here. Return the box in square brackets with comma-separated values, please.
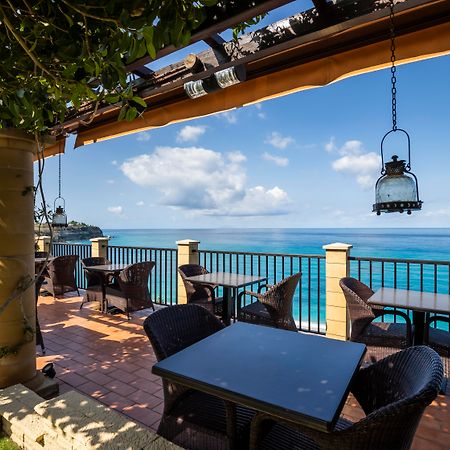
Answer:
[90, 237, 110, 258]
[0, 130, 37, 387]
[323, 242, 353, 341]
[36, 235, 51, 254]
[176, 239, 199, 304]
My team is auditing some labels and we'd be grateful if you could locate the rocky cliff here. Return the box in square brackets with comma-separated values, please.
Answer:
[34, 221, 103, 242]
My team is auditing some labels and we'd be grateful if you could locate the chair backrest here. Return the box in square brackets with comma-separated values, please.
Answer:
[178, 264, 212, 303]
[81, 256, 111, 267]
[337, 346, 443, 450]
[117, 261, 155, 302]
[259, 273, 301, 331]
[143, 303, 224, 361]
[339, 277, 375, 341]
[47, 255, 78, 285]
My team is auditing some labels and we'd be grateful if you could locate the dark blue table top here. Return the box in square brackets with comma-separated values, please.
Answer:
[153, 322, 366, 432]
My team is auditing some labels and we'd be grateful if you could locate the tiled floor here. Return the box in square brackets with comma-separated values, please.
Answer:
[36, 293, 450, 449]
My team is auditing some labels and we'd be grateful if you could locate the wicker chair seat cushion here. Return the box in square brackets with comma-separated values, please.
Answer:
[257, 418, 353, 450]
[106, 286, 153, 312]
[429, 328, 450, 357]
[163, 390, 254, 446]
[240, 301, 270, 320]
[360, 322, 411, 348]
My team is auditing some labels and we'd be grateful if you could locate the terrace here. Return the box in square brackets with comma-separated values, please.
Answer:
[1, 0, 450, 449]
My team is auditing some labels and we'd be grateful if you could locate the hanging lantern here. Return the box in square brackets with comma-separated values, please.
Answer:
[52, 153, 68, 228]
[373, 0, 423, 216]
[373, 130, 422, 215]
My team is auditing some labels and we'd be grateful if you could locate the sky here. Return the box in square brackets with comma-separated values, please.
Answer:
[35, 2, 450, 229]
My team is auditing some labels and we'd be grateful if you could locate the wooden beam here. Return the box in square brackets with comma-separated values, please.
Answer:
[125, 0, 296, 72]
[132, 66, 154, 80]
[203, 34, 229, 61]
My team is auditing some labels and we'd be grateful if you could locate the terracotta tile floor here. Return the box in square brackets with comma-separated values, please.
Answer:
[36, 292, 450, 449]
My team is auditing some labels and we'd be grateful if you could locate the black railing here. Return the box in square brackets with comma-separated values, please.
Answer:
[107, 245, 178, 306]
[52, 243, 92, 289]
[350, 256, 450, 330]
[199, 249, 326, 334]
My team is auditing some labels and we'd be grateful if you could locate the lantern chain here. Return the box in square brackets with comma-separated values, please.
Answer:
[389, 0, 397, 132]
[58, 152, 62, 198]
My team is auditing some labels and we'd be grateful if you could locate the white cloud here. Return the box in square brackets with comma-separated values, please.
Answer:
[111, 160, 118, 166]
[120, 146, 290, 216]
[107, 206, 123, 215]
[137, 132, 151, 142]
[329, 139, 381, 189]
[227, 151, 247, 164]
[254, 103, 266, 119]
[262, 152, 289, 167]
[424, 208, 450, 217]
[217, 110, 238, 124]
[265, 132, 294, 150]
[136, 201, 145, 206]
[107, 179, 115, 184]
[176, 125, 206, 143]
[325, 137, 337, 153]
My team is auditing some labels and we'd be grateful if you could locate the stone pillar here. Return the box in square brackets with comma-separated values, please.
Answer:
[90, 237, 110, 258]
[176, 239, 200, 304]
[323, 242, 353, 341]
[36, 235, 51, 254]
[0, 130, 37, 387]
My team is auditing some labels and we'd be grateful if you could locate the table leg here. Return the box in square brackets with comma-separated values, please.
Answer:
[223, 286, 232, 326]
[413, 310, 425, 346]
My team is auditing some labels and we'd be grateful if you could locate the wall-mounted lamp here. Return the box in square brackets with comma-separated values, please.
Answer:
[184, 65, 246, 99]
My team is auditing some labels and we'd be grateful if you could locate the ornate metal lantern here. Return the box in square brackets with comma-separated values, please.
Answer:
[52, 153, 68, 228]
[373, 130, 422, 215]
[373, 0, 422, 215]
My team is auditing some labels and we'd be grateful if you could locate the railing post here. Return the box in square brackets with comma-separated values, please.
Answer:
[90, 237, 110, 258]
[323, 242, 353, 341]
[36, 235, 51, 254]
[176, 239, 200, 304]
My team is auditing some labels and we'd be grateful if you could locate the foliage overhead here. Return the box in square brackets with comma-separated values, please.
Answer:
[0, 0, 219, 133]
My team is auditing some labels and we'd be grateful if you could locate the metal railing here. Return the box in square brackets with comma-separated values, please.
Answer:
[52, 243, 91, 289]
[350, 256, 450, 330]
[199, 249, 326, 334]
[107, 245, 178, 306]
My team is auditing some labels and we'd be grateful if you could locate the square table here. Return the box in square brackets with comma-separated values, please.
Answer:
[368, 287, 450, 345]
[185, 272, 267, 325]
[153, 322, 366, 433]
[84, 264, 129, 312]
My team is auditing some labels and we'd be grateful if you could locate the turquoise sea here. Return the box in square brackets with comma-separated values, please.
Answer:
[73, 228, 450, 330]
[101, 228, 450, 261]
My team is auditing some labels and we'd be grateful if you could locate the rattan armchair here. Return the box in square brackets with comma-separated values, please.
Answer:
[143, 304, 254, 450]
[43, 255, 79, 298]
[250, 346, 443, 450]
[425, 315, 450, 379]
[178, 264, 223, 316]
[80, 257, 111, 309]
[105, 261, 155, 319]
[340, 277, 413, 361]
[238, 273, 301, 331]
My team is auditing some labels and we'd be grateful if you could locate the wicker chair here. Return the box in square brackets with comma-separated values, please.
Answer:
[43, 255, 79, 298]
[238, 273, 301, 332]
[425, 315, 450, 379]
[105, 261, 155, 319]
[340, 277, 413, 361]
[80, 257, 111, 309]
[250, 346, 443, 450]
[178, 264, 223, 316]
[143, 304, 254, 450]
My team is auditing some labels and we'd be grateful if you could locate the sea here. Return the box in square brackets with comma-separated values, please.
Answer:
[75, 228, 450, 329]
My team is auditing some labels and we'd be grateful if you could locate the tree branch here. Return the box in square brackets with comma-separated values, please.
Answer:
[60, 0, 119, 25]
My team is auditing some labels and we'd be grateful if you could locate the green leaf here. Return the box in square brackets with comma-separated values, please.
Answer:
[131, 96, 147, 108]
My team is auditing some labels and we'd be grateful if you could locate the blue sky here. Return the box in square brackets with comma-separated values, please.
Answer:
[36, 3, 450, 229]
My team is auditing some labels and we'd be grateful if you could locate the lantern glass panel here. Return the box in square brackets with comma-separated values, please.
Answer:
[375, 174, 418, 204]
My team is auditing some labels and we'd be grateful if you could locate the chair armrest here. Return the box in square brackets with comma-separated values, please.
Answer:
[368, 309, 413, 346]
[424, 314, 450, 344]
[257, 283, 272, 294]
[202, 284, 216, 303]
